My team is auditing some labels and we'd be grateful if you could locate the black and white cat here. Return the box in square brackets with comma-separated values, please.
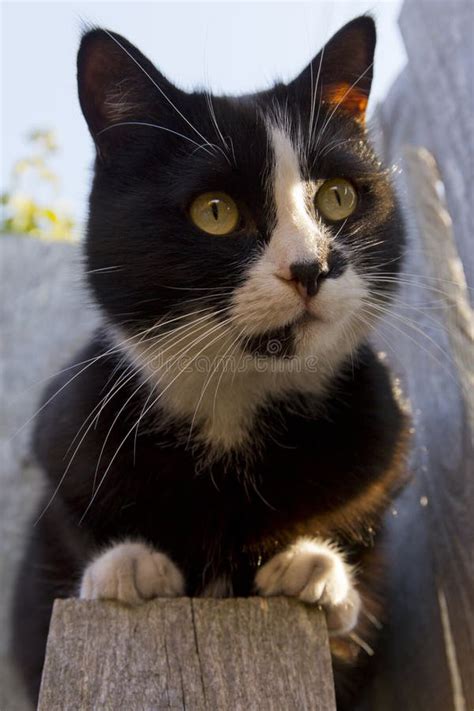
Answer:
[13, 16, 409, 709]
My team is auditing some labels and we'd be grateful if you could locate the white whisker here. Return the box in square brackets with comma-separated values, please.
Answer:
[103, 30, 225, 159]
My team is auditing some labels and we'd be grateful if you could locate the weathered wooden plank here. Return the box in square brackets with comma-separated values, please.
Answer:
[399, 0, 474, 300]
[367, 146, 473, 711]
[404, 146, 473, 428]
[402, 147, 473, 709]
[369, 1, 474, 705]
[376, 0, 474, 297]
[38, 598, 336, 711]
[191, 598, 335, 711]
[0, 236, 98, 711]
[38, 599, 206, 711]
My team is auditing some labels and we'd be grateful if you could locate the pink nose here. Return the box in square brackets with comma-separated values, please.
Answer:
[277, 261, 328, 299]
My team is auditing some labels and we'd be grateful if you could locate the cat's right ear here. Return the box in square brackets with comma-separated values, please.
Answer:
[77, 29, 179, 155]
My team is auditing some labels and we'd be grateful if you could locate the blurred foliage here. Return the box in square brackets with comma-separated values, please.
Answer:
[1, 129, 76, 241]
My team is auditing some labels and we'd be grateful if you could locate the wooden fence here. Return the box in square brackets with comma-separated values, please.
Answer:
[38, 599, 336, 711]
[369, 1, 473, 708]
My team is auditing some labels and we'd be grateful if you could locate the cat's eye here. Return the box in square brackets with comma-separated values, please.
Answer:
[314, 178, 358, 222]
[189, 192, 240, 236]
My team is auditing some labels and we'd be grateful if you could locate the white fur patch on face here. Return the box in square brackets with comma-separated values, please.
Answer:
[79, 540, 184, 604]
[230, 121, 372, 356]
[255, 537, 361, 635]
[269, 126, 330, 271]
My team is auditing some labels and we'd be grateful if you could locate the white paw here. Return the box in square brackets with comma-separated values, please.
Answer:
[79, 541, 185, 605]
[255, 538, 360, 634]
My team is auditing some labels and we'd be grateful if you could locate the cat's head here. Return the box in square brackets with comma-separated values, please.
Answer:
[78, 17, 403, 378]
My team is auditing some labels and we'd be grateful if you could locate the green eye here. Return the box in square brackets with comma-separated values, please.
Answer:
[315, 178, 358, 222]
[189, 192, 240, 235]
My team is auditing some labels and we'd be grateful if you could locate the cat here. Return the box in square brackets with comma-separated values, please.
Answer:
[13, 16, 409, 710]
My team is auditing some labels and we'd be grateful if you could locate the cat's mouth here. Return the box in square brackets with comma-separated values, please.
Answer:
[295, 310, 323, 327]
[243, 311, 322, 358]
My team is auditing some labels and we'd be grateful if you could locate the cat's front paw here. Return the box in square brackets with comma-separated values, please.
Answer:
[255, 538, 360, 634]
[79, 541, 185, 605]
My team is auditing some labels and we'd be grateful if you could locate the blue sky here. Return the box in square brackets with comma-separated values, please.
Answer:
[2, 1, 406, 228]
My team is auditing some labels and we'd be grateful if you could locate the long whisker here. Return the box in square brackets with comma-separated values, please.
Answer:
[136, 313, 243, 445]
[314, 61, 373, 152]
[64, 307, 222, 460]
[84, 311, 233, 486]
[186, 324, 246, 445]
[12, 322, 166, 439]
[66, 319, 210, 494]
[92, 309, 237, 488]
[129, 314, 239, 462]
[205, 90, 233, 166]
[84, 265, 125, 275]
[211, 327, 247, 422]
[97, 121, 215, 156]
[364, 268, 474, 290]
[103, 29, 225, 160]
[34, 309, 229, 524]
[365, 275, 463, 302]
[307, 42, 326, 155]
[81, 316, 241, 522]
[157, 284, 238, 292]
[364, 300, 457, 381]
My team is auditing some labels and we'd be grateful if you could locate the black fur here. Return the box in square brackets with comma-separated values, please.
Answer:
[13, 17, 409, 710]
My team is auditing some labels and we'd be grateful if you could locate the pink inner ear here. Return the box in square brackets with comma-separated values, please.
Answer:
[324, 83, 368, 123]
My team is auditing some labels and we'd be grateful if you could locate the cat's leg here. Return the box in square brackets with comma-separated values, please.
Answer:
[254, 537, 360, 634]
[79, 540, 185, 605]
[12, 500, 87, 705]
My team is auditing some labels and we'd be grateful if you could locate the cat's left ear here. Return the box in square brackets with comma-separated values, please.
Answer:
[287, 16, 376, 124]
[77, 28, 183, 154]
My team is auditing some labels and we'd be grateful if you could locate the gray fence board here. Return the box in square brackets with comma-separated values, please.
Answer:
[366, 146, 473, 711]
[399, 0, 474, 300]
[368, 1, 473, 707]
[0, 236, 99, 711]
[38, 598, 336, 711]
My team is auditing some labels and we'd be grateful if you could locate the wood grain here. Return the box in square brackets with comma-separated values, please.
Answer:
[367, 1, 474, 707]
[37, 598, 336, 711]
[399, 0, 474, 299]
[0, 236, 99, 711]
[366, 146, 473, 711]
[402, 147, 473, 709]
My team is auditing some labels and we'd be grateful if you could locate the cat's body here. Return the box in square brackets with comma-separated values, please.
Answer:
[13, 17, 409, 709]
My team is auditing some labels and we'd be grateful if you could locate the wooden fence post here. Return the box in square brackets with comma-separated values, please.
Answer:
[368, 2, 474, 706]
[37, 598, 337, 711]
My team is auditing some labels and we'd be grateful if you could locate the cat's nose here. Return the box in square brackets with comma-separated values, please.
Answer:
[289, 260, 329, 299]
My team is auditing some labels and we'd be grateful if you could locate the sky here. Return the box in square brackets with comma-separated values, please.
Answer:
[1, 1, 406, 229]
